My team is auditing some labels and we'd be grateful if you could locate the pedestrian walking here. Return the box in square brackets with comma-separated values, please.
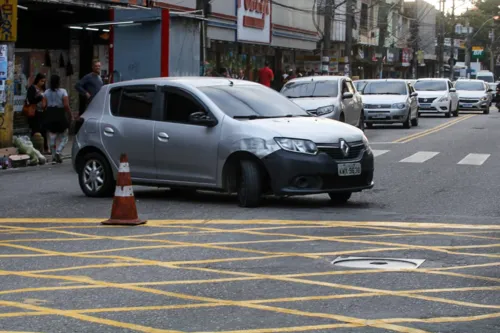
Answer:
[258, 61, 274, 88]
[43, 74, 72, 164]
[25, 73, 49, 154]
[74, 60, 103, 115]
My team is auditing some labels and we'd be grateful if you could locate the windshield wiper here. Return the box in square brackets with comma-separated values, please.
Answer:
[233, 115, 265, 120]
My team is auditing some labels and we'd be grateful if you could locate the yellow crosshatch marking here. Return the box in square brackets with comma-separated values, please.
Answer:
[0, 219, 498, 333]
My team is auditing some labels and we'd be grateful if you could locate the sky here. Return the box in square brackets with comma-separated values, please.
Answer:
[428, 0, 475, 14]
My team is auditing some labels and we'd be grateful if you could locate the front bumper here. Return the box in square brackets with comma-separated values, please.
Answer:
[261, 148, 374, 195]
[458, 99, 489, 110]
[418, 101, 450, 113]
[364, 108, 408, 123]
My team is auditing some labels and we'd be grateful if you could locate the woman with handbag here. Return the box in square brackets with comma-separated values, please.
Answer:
[42, 74, 72, 164]
[24, 73, 48, 153]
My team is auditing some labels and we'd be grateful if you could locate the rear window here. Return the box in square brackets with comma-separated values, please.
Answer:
[281, 80, 339, 98]
[362, 81, 407, 95]
[455, 81, 484, 91]
[413, 81, 448, 91]
[477, 75, 494, 83]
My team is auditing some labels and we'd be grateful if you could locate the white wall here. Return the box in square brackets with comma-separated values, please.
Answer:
[271, 0, 322, 33]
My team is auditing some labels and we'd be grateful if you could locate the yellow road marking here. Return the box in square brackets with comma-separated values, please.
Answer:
[383, 311, 500, 324]
[392, 114, 475, 143]
[193, 324, 362, 333]
[0, 300, 182, 333]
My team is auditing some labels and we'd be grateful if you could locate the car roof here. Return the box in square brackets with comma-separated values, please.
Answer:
[287, 76, 347, 84]
[455, 79, 484, 82]
[107, 77, 262, 89]
[415, 78, 449, 81]
[365, 79, 408, 83]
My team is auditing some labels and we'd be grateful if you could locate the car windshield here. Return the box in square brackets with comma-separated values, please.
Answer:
[413, 81, 448, 91]
[477, 75, 494, 83]
[362, 81, 407, 95]
[455, 81, 484, 91]
[281, 80, 338, 98]
[199, 85, 309, 118]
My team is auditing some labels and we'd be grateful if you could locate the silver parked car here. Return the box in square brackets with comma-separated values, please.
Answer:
[280, 76, 364, 131]
[361, 79, 419, 128]
[72, 77, 374, 207]
[454, 79, 493, 114]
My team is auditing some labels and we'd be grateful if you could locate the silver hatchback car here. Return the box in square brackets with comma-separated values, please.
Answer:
[72, 77, 374, 207]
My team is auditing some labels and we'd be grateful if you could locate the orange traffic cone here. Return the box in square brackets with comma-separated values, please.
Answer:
[102, 154, 146, 226]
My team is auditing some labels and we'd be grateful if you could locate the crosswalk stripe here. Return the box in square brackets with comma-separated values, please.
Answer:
[399, 151, 440, 163]
[372, 149, 390, 157]
[457, 153, 491, 166]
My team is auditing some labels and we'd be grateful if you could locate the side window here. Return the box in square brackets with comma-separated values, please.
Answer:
[109, 86, 155, 120]
[164, 89, 205, 124]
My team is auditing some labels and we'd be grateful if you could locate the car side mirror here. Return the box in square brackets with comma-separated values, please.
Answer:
[342, 92, 353, 99]
[487, 88, 493, 92]
[449, 88, 456, 92]
[189, 111, 218, 127]
[411, 92, 418, 97]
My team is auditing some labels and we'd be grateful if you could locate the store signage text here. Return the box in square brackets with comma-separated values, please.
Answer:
[237, 0, 271, 44]
[0, 0, 17, 42]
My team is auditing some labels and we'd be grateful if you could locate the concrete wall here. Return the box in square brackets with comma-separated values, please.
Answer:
[113, 9, 162, 81]
[169, 18, 201, 76]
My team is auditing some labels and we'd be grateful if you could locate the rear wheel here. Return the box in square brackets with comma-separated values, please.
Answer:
[78, 152, 115, 198]
[237, 160, 262, 208]
[328, 192, 352, 204]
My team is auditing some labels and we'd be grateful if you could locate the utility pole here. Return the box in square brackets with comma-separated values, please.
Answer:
[196, 0, 210, 75]
[464, 18, 471, 78]
[490, 22, 495, 72]
[322, 0, 333, 74]
[0, 1, 18, 148]
[411, 0, 419, 79]
[449, 0, 455, 80]
[344, 0, 354, 77]
[378, 2, 387, 79]
[437, 0, 445, 77]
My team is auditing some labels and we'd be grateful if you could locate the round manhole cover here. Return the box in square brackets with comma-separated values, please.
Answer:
[331, 256, 424, 269]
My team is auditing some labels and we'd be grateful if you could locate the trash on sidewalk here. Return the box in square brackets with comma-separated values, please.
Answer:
[13, 136, 46, 166]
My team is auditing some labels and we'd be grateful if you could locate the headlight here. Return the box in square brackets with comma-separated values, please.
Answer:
[438, 96, 449, 102]
[480, 95, 489, 101]
[362, 134, 372, 152]
[391, 103, 406, 109]
[316, 105, 334, 116]
[274, 138, 318, 155]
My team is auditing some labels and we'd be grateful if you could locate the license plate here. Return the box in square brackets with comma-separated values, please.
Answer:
[372, 114, 387, 118]
[462, 103, 473, 108]
[338, 163, 362, 176]
[419, 103, 430, 107]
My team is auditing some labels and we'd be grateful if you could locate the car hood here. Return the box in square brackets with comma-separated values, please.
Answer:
[456, 90, 487, 98]
[361, 95, 407, 104]
[288, 97, 339, 111]
[414, 91, 447, 98]
[249, 116, 363, 143]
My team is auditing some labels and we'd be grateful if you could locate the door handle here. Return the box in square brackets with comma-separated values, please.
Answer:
[103, 127, 114, 137]
[157, 132, 169, 142]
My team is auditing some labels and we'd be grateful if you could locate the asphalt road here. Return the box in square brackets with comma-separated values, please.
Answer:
[0, 108, 499, 333]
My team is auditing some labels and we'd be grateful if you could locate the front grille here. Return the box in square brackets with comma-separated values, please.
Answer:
[418, 97, 437, 103]
[459, 99, 479, 103]
[318, 141, 365, 160]
[365, 104, 392, 109]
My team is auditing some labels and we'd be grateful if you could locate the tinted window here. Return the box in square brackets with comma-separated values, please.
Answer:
[362, 81, 407, 95]
[413, 81, 448, 91]
[477, 75, 494, 83]
[281, 80, 338, 98]
[110, 88, 155, 120]
[455, 81, 485, 91]
[354, 81, 369, 92]
[200, 85, 309, 118]
[164, 90, 204, 124]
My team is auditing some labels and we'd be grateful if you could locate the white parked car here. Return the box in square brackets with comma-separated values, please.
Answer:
[361, 79, 419, 129]
[280, 76, 364, 130]
[413, 78, 459, 118]
[454, 79, 493, 114]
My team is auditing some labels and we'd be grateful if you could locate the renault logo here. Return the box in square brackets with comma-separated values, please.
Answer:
[339, 139, 350, 157]
[423, 99, 427, 102]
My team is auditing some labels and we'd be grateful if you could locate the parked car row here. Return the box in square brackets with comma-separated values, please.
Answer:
[73, 77, 374, 208]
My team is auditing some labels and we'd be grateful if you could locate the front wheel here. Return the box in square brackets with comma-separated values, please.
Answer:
[78, 152, 115, 198]
[411, 111, 419, 126]
[357, 111, 365, 132]
[237, 160, 262, 207]
[453, 104, 459, 117]
[328, 192, 352, 204]
[403, 110, 412, 129]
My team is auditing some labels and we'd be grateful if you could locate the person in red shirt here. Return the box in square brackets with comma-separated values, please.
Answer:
[258, 61, 274, 87]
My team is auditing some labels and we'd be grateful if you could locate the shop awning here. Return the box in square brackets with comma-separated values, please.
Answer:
[19, 0, 149, 9]
[65, 16, 161, 31]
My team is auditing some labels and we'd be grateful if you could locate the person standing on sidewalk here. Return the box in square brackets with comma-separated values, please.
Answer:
[74, 60, 103, 115]
[258, 61, 274, 88]
[43, 75, 72, 164]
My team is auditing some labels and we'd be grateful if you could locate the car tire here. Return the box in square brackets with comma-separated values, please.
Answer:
[78, 152, 115, 198]
[445, 103, 451, 118]
[366, 123, 373, 129]
[483, 107, 490, 114]
[237, 160, 262, 208]
[339, 113, 345, 123]
[403, 110, 412, 129]
[453, 104, 459, 117]
[328, 192, 352, 204]
[357, 111, 365, 132]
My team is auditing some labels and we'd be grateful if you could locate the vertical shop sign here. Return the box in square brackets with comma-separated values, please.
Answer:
[0, 44, 6, 112]
[402, 48, 410, 67]
[0, 0, 17, 42]
[236, 0, 271, 44]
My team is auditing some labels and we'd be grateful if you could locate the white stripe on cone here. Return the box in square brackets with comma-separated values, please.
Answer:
[118, 162, 130, 173]
[115, 185, 134, 197]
